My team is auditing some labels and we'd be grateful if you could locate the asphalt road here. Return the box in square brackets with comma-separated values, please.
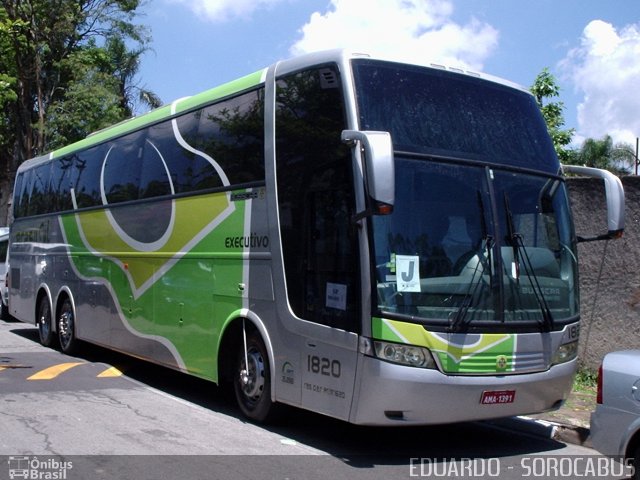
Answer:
[0, 318, 631, 480]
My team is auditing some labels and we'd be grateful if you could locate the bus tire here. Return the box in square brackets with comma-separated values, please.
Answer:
[37, 296, 57, 347]
[57, 298, 78, 355]
[233, 329, 278, 423]
[0, 300, 7, 320]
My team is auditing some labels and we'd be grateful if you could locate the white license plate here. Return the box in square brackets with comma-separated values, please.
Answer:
[480, 390, 516, 405]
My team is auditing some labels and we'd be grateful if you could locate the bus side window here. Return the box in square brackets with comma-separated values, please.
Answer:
[275, 66, 359, 332]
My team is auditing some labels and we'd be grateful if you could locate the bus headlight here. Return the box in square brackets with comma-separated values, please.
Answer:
[552, 341, 578, 365]
[373, 340, 436, 369]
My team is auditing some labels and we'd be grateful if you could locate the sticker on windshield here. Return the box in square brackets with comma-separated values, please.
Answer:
[396, 255, 421, 292]
[326, 282, 347, 310]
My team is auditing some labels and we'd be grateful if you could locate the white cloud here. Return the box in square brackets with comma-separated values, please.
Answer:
[172, 0, 283, 22]
[290, 0, 498, 71]
[561, 20, 640, 146]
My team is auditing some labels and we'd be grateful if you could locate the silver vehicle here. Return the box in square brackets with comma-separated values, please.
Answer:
[0, 227, 8, 319]
[591, 350, 640, 477]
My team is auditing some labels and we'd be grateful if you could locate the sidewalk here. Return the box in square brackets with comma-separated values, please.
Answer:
[524, 389, 596, 447]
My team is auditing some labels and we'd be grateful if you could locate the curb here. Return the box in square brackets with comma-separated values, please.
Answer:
[486, 416, 592, 448]
[525, 417, 592, 448]
[554, 424, 592, 448]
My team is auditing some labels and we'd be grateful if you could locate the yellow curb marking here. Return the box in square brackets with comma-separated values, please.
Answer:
[97, 366, 123, 378]
[27, 362, 84, 380]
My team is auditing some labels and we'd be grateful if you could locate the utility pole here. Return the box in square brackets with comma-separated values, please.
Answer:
[636, 137, 639, 175]
[636, 137, 640, 175]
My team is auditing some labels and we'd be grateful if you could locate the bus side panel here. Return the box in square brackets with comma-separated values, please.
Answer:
[52, 189, 250, 377]
[9, 218, 62, 324]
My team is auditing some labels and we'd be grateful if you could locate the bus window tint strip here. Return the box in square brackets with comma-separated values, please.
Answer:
[13, 88, 265, 218]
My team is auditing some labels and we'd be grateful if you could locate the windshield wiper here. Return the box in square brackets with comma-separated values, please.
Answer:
[448, 236, 491, 332]
[448, 191, 493, 332]
[503, 194, 553, 331]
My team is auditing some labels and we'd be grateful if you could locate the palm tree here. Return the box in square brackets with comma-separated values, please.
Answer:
[578, 135, 613, 170]
[577, 135, 635, 175]
[105, 37, 162, 116]
[611, 142, 638, 174]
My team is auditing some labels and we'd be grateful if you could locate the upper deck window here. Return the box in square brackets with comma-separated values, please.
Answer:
[352, 59, 559, 174]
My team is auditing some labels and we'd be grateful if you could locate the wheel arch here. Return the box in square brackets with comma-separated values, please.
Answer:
[54, 286, 76, 327]
[218, 309, 275, 400]
[35, 284, 54, 329]
[624, 422, 640, 461]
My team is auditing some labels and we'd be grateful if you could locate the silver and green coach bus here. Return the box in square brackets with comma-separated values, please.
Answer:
[7, 50, 624, 425]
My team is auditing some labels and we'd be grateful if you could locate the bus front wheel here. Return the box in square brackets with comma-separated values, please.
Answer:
[233, 329, 277, 423]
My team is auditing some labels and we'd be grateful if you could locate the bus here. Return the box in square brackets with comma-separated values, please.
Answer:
[7, 50, 624, 425]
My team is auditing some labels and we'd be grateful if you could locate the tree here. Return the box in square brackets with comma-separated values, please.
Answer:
[530, 68, 575, 164]
[44, 45, 125, 149]
[610, 141, 638, 174]
[578, 135, 636, 175]
[0, 0, 157, 224]
[578, 135, 613, 170]
[102, 36, 161, 118]
[45, 38, 162, 149]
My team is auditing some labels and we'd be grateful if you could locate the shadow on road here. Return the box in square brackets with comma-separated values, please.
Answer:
[7, 321, 566, 465]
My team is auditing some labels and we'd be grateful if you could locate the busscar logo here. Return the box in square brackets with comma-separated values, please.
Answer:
[7, 456, 73, 480]
[281, 361, 295, 385]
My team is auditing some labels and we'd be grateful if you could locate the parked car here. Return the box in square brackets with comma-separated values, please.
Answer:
[590, 350, 640, 478]
[0, 226, 8, 319]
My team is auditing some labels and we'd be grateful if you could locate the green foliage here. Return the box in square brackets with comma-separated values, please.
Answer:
[531, 68, 637, 174]
[573, 367, 598, 393]
[45, 50, 125, 149]
[579, 135, 614, 170]
[0, 0, 159, 190]
[610, 141, 638, 174]
[577, 135, 637, 175]
[530, 68, 575, 163]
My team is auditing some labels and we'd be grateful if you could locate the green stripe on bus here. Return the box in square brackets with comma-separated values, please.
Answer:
[372, 317, 515, 373]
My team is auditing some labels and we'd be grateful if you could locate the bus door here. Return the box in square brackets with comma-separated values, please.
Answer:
[297, 187, 360, 419]
[274, 65, 360, 420]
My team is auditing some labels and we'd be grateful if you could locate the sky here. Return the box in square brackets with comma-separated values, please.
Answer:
[138, 0, 640, 149]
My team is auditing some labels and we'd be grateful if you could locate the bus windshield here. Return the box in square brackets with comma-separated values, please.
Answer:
[353, 60, 578, 330]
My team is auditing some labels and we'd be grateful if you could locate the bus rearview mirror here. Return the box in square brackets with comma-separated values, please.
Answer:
[342, 130, 395, 216]
[562, 164, 625, 242]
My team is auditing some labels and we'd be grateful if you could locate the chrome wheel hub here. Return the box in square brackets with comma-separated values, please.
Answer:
[240, 350, 265, 399]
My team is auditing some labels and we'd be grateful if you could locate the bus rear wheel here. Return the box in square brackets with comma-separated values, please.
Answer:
[37, 296, 56, 348]
[233, 330, 277, 423]
[57, 298, 78, 355]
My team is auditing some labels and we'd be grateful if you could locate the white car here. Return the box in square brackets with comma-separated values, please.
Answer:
[0, 227, 8, 319]
[590, 350, 640, 478]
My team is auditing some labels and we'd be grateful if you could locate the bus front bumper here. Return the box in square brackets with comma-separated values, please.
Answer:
[348, 355, 576, 426]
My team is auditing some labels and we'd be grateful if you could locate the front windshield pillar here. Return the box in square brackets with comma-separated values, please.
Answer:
[484, 166, 505, 324]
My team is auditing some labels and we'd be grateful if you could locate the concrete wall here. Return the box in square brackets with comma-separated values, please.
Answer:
[568, 176, 640, 371]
